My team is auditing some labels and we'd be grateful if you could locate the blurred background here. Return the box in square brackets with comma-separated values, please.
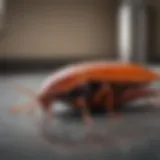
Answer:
[1, 0, 160, 160]
[1, 0, 160, 72]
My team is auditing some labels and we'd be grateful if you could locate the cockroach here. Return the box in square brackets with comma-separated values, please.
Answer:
[9, 60, 160, 126]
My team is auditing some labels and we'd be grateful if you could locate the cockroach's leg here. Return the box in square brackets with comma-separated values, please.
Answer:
[120, 87, 147, 103]
[93, 84, 110, 104]
[38, 95, 54, 120]
[74, 96, 93, 126]
[105, 85, 123, 119]
[46, 107, 53, 120]
[43, 102, 54, 121]
[94, 84, 115, 113]
[104, 86, 115, 115]
[119, 87, 160, 106]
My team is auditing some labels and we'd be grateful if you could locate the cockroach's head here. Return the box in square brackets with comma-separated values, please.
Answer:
[36, 92, 54, 111]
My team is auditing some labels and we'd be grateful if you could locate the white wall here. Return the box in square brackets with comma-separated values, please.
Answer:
[0, 0, 118, 60]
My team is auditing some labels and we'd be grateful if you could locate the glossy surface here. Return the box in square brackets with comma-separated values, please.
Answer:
[1, 67, 160, 160]
[39, 61, 160, 97]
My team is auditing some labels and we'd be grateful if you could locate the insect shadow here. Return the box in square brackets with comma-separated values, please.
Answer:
[53, 101, 155, 122]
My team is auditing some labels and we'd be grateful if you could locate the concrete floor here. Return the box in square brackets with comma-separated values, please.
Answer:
[1, 66, 160, 160]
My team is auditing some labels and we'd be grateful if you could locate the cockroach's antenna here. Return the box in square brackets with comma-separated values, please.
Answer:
[6, 82, 40, 114]
[7, 81, 37, 97]
[9, 100, 38, 114]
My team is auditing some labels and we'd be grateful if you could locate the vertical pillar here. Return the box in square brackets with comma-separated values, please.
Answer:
[0, 0, 5, 31]
[117, 0, 147, 64]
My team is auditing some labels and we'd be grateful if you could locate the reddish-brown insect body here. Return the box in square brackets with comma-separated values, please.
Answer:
[10, 60, 160, 125]
[30, 61, 159, 123]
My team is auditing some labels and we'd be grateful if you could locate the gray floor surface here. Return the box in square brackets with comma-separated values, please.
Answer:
[1, 66, 160, 160]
